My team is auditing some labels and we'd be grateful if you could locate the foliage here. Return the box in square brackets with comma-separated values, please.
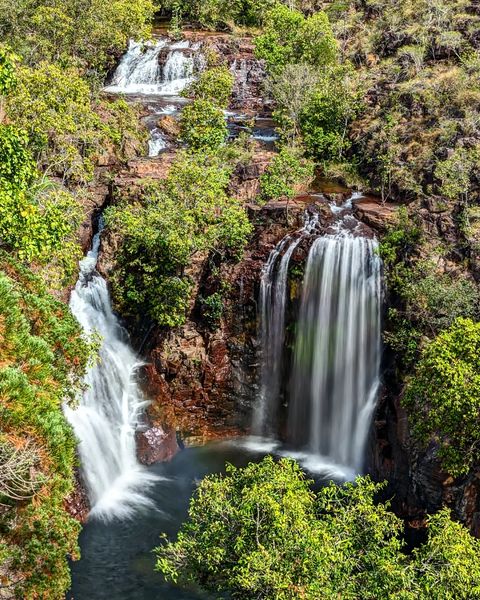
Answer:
[254, 5, 337, 73]
[403, 318, 480, 476]
[379, 207, 422, 293]
[259, 145, 314, 202]
[0, 255, 90, 598]
[180, 99, 228, 152]
[0, 45, 16, 99]
[156, 456, 480, 599]
[159, 0, 280, 29]
[184, 66, 234, 109]
[299, 65, 359, 161]
[0, 125, 82, 280]
[0, 0, 155, 75]
[200, 291, 225, 329]
[7, 63, 101, 182]
[105, 152, 252, 327]
[329, 0, 480, 203]
[380, 207, 479, 367]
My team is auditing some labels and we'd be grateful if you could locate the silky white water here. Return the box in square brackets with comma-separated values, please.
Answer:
[65, 225, 157, 520]
[253, 213, 318, 437]
[105, 38, 196, 96]
[253, 202, 382, 477]
[288, 219, 382, 472]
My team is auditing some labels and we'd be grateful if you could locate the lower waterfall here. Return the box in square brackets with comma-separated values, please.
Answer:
[255, 212, 382, 477]
[253, 213, 318, 437]
[65, 225, 156, 520]
[288, 222, 382, 473]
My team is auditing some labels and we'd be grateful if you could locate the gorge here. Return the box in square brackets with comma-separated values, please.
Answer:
[67, 32, 386, 597]
[2, 2, 480, 598]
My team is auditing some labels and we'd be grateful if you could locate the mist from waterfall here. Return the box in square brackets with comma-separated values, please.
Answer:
[65, 225, 157, 520]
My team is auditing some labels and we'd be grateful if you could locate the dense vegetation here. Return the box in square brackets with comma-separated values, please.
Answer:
[1, 0, 480, 596]
[0, 256, 91, 597]
[0, 1, 153, 596]
[105, 152, 252, 327]
[157, 457, 480, 599]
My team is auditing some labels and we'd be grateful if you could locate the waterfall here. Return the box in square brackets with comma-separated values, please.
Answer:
[65, 225, 156, 520]
[104, 38, 196, 96]
[288, 221, 382, 473]
[148, 128, 167, 157]
[253, 213, 319, 438]
[253, 205, 382, 477]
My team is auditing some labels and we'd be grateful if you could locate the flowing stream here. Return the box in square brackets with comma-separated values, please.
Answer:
[65, 225, 156, 520]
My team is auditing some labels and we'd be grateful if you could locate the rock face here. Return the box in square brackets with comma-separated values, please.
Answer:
[136, 426, 178, 465]
[64, 470, 90, 523]
[370, 392, 480, 537]
[184, 32, 268, 112]
[139, 203, 309, 442]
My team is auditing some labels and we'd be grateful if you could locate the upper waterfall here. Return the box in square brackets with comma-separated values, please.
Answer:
[104, 38, 197, 96]
[65, 224, 157, 520]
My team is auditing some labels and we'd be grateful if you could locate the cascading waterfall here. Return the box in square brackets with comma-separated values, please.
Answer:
[253, 213, 319, 437]
[288, 219, 382, 473]
[65, 224, 156, 520]
[253, 199, 382, 477]
[105, 38, 196, 96]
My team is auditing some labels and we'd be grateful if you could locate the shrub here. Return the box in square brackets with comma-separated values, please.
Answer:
[0, 125, 81, 279]
[254, 5, 337, 73]
[0, 255, 90, 598]
[184, 65, 234, 109]
[7, 63, 101, 182]
[0, 0, 155, 75]
[259, 145, 314, 202]
[180, 99, 228, 152]
[404, 318, 480, 476]
[156, 456, 480, 599]
[105, 152, 252, 327]
[299, 66, 359, 162]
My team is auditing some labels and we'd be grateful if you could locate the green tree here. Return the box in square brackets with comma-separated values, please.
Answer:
[404, 318, 480, 476]
[180, 99, 228, 152]
[254, 5, 337, 72]
[184, 65, 234, 109]
[105, 152, 252, 327]
[156, 457, 480, 599]
[259, 145, 314, 202]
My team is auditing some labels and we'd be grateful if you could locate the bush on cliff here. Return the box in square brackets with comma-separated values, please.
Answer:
[180, 99, 228, 152]
[254, 5, 337, 73]
[105, 152, 252, 327]
[0, 255, 91, 598]
[404, 318, 480, 477]
[184, 65, 235, 109]
[0, 0, 155, 75]
[156, 456, 480, 599]
[259, 145, 314, 202]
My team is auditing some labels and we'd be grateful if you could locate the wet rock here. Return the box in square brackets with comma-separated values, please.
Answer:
[158, 114, 180, 137]
[64, 469, 90, 523]
[136, 426, 178, 465]
[353, 198, 398, 230]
